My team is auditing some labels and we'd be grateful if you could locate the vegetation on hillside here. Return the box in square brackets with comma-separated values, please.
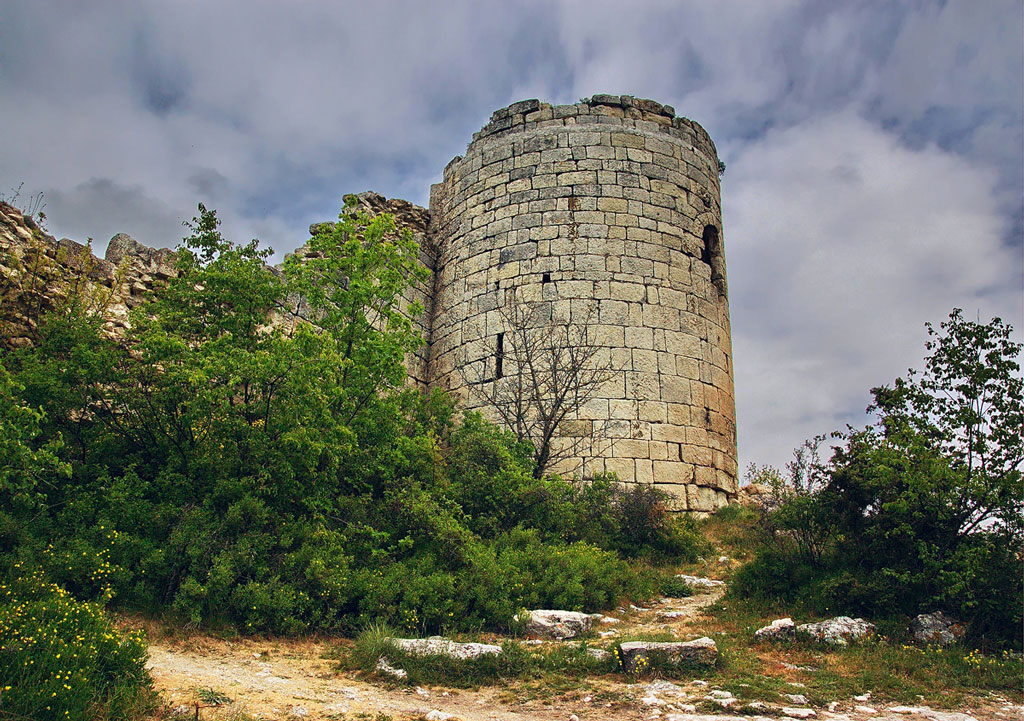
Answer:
[1, 195, 1020, 718]
[0, 199, 700, 639]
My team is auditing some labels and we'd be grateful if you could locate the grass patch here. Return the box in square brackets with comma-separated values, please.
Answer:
[692, 593, 1023, 707]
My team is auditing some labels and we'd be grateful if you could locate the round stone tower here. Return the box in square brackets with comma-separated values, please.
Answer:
[428, 96, 737, 511]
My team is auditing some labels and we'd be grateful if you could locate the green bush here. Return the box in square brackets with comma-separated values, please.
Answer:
[657, 572, 695, 599]
[0, 573, 154, 720]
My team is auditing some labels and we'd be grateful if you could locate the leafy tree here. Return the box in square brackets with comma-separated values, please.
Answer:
[0, 196, 686, 636]
[735, 309, 1023, 646]
[0, 362, 69, 527]
[870, 308, 1022, 537]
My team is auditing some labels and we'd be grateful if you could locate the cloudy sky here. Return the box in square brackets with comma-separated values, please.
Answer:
[2, 0, 1021, 473]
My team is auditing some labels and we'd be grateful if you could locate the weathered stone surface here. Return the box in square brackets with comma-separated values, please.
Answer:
[797, 616, 875, 646]
[387, 637, 502, 660]
[755, 617, 796, 641]
[105, 232, 174, 269]
[519, 609, 602, 639]
[429, 98, 735, 510]
[910, 611, 966, 646]
[618, 636, 718, 671]
[0, 201, 178, 347]
[676, 574, 726, 591]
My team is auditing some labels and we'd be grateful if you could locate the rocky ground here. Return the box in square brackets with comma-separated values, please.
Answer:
[143, 584, 1020, 721]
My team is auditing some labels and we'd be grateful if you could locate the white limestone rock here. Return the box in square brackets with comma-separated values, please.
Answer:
[910, 611, 966, 646]
[675, 574, 726, 591]
[519, 609, 602, 639]
[375, 657, 407, 680]
[797, 616, 875, 646]
[755, 617, 796, 641]
[618, 637, 718, 672]
[387, 637, 502, 660]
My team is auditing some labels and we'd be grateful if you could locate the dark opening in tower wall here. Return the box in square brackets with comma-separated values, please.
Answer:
[495, 332, 504, 379]
[702, 224, 727, 295]
[701, 225, 718, 267]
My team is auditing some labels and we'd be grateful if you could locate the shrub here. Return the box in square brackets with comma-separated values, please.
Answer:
[657, 572, 694, 599]
[0, 200, 705, 640]
[494, 527, 655, 613]
[0, 572, 155, 720]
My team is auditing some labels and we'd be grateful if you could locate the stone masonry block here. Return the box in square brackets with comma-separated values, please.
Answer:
[610, 132, 645, 148]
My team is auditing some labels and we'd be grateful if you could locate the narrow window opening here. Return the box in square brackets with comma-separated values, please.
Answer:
[495, 332, 505, 379]
[702, 224, 727, 295]
[542, 273, 551, 285]
[701, 225, 718, 267]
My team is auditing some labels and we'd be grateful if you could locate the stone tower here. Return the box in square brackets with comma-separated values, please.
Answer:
[427, 96, 737, 511]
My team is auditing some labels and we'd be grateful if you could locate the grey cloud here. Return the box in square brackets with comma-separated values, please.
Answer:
[726, 110, 1019, 472]
[41, 178, 186, 252]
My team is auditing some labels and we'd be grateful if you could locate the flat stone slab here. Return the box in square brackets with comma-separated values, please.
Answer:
[618, 636, 718, 671]
[387, 637, 502, 660]
[519, 609, 602, 639]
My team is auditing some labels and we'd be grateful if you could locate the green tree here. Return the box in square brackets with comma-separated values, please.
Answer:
[0, 362, 70, 525]
[735, 310, 1023, 646]
[284, 195, 429, 424]
[869, 308, 1022, 537]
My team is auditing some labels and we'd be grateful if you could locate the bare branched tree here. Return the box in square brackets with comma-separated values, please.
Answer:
[463, 292, 614, 478]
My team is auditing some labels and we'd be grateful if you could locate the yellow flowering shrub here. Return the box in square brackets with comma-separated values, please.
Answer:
[0, 572, 155, 720]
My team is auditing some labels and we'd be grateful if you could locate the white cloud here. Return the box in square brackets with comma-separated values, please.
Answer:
[727, 109, 1019, 473]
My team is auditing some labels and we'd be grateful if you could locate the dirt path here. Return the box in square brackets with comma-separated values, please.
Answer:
[145, 590, 725, 721]
[144, 587, 1019, 721]
[147, 636, 579, 720]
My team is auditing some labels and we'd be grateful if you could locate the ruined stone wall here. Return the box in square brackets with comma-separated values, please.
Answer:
[427, 96, 737, 511]
[301, 192, 437, 388]
[0, 201, 177, 347]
